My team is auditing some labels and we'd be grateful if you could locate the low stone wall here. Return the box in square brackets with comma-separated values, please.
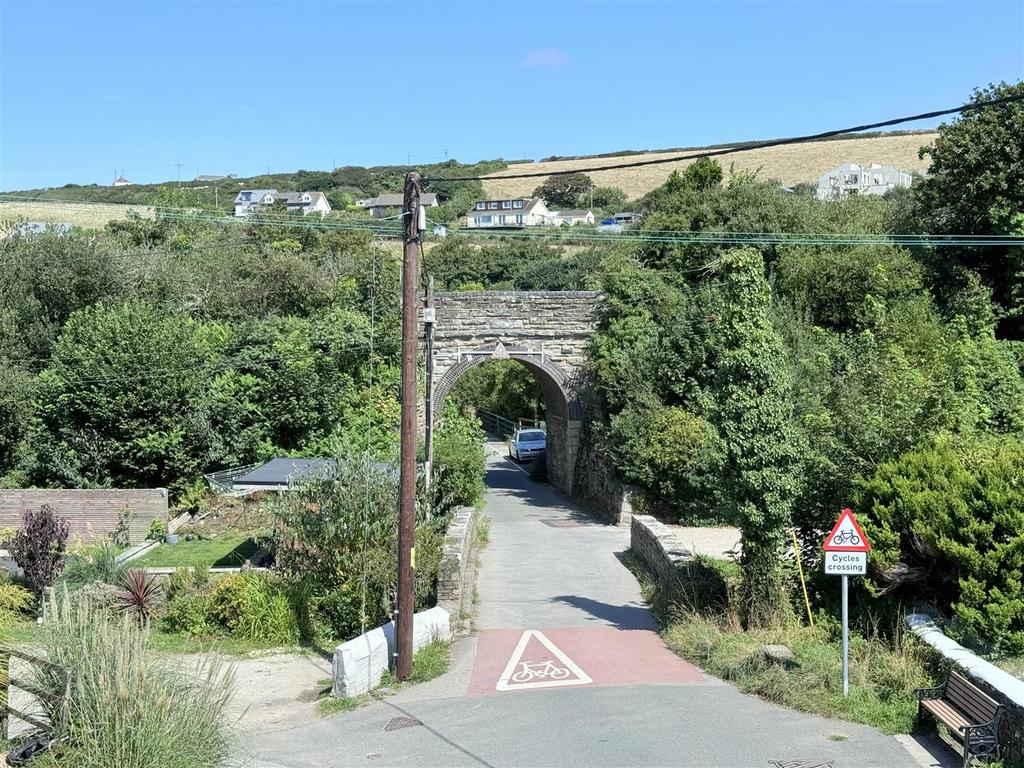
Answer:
[906, 614, 1024, 763]
[436, 506, 478, 630]
[630, 514, 693, 588]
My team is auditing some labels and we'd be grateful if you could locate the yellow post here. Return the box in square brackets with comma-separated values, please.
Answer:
[791, 529, 815, 629]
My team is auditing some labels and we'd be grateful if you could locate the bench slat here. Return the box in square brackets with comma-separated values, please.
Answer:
[945, 673, 999, 721]
[922, 699, 970, 733]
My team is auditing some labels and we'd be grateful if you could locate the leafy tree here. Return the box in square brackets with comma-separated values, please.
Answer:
[914, 81, 1024, 334]
[711, 249, 802, 627]
[588, 186, 629, 213]
[532, 172, 595, 208]
[9, 505, 70, 593]
[858, 435, 1024, 653]
[33, 301, 214, 495]
[431, 405, 487, 511]
[447, 361, 544, 424]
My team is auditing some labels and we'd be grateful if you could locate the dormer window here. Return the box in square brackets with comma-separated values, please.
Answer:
[501, 200, 512, 209]
[476, 202, 486, 210]
[488, 202, 498, 210]
[513, 200, 524, 209]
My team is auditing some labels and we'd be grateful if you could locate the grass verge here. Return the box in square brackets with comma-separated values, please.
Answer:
[623, 551, 938, 735]
[131, 534, 262, 568]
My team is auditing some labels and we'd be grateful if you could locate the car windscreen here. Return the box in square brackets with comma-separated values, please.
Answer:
[518, 431, 545, 442]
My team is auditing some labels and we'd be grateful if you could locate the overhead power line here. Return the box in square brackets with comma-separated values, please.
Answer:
[425, 92, 1024, 182]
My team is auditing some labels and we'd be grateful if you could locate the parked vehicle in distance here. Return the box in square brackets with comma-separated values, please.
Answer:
[508, 429, 547, 462]
[597, 218, 624, 234]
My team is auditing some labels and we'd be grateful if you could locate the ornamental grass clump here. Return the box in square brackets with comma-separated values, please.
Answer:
[34, 594, 234, 768]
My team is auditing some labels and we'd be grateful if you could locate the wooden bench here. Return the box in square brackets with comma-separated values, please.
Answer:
[916, 669, 1005, 767]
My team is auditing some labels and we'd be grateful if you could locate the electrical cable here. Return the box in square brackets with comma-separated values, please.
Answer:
[423, 92, 1024, 182]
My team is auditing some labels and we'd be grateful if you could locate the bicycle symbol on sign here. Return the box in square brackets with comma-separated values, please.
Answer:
[511, 660, 571, 683]
[832, 530, 861, 546]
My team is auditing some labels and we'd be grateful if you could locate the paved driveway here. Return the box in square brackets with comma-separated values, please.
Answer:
[240, 444, 919, 768]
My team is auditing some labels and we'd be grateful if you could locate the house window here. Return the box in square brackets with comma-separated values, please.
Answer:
[498, 215, 506, 224]
[513, 200, 524, 209]
[501, 200, 512, 209]
[488, 202, 498, 210]
[844, 174, 859, 184]
[516, 214, 523, 225]
[476, 202, 486, 210]
[476, 215, 492, 225]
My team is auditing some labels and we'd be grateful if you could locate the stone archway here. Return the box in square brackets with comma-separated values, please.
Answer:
[427, 291, 601, 495]
[432, 345, 583, 492]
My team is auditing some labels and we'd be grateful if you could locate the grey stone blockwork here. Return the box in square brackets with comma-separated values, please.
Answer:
[436, 506, 479, 631]
[630, 515, 694, 588]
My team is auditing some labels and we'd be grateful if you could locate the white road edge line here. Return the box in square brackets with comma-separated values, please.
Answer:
[486, 444, 531, 476]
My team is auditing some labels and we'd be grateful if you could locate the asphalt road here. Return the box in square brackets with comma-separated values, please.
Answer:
[241, 444, 921, 768]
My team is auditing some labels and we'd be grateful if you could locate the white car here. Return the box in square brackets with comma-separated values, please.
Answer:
[508, 429, 546, 462]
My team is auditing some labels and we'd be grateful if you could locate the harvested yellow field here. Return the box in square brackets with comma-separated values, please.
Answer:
[0, 200, 155, 229]
[482, 132, 937, 200]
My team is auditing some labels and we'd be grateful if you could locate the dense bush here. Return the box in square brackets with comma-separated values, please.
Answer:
[857, 435, 1024, 654]
[9, 505, 69, 593]
[431, 406, 487, 510]
[275, 455, 448, 642]
[59, 540, 126, 589]
[35, 596, 234, 768]
[209, 571, 299, 645]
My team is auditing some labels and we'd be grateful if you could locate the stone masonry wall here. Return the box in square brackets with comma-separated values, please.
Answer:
[571, 407, 626, 524]
[436, 506, 479, 631]
[431, 291, 601, 378]
[630, 515, 693, 589]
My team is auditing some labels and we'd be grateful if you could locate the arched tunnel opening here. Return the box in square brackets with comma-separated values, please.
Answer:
[432, 354, 582, 493]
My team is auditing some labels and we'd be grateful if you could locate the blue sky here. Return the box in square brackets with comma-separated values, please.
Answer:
[2, 0, 1023, 190]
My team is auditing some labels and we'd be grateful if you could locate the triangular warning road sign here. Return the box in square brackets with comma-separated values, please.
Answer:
[495, 630, 592, 692]
[823, 508, 871, 552]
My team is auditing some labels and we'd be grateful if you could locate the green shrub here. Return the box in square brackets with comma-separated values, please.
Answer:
[210, 570, 299, 645]
[148, 518, 168, 540]
[34, 594, 234, 768]
[857, 435, 1024, 654]
[167, 565, 211, 599]
[0, 576, 34, 627]
[432, 405, 486, 511]
[161, 590, 216, 637]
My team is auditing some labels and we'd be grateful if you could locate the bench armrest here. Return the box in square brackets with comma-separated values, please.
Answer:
[915, 685, 946, 701]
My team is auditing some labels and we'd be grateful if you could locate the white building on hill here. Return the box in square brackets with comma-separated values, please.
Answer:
[815, 163, 912, 200]
[466, 197, 554, 228]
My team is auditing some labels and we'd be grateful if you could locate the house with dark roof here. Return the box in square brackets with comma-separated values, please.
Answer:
[362, 192, 439, 219]
[466, 197, 554, 228]
[231, 458, 336, 493]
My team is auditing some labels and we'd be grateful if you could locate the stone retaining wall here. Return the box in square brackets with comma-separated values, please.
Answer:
[630, 514, 693, 588]
[437, 506, 479, 630]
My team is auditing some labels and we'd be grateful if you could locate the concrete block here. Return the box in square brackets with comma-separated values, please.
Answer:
[382, 606, 451, 659]
[332, 626, 389, 698]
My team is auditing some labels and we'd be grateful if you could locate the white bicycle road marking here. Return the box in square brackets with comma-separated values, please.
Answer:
[496, 630, 592, 691]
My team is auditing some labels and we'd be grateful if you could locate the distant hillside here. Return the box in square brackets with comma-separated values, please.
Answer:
[482, 131, 937, 200]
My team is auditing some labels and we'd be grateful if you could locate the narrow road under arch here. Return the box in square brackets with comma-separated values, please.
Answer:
[245, 443, 921, 767]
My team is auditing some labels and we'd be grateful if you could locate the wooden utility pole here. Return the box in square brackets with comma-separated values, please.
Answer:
[396, 171, 422, 681]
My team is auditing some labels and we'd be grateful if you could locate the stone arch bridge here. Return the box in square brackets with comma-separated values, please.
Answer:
[429, 291, 603, 495]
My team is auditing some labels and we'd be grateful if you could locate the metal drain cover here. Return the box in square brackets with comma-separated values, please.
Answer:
[384, 716, 423, 732]
[769, 761, 834, 768]
[541, 519, 582, 528]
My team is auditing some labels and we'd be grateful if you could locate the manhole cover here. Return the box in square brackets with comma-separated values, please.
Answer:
[769, 761, 834, 768]
[541, 519, 581, 528]
[384, 716, 423, 732]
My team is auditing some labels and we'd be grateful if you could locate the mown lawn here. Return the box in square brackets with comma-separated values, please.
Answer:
[131, 534, 263, 568]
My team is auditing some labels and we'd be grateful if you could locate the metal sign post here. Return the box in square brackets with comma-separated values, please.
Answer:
[822, 507, 871, 698]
